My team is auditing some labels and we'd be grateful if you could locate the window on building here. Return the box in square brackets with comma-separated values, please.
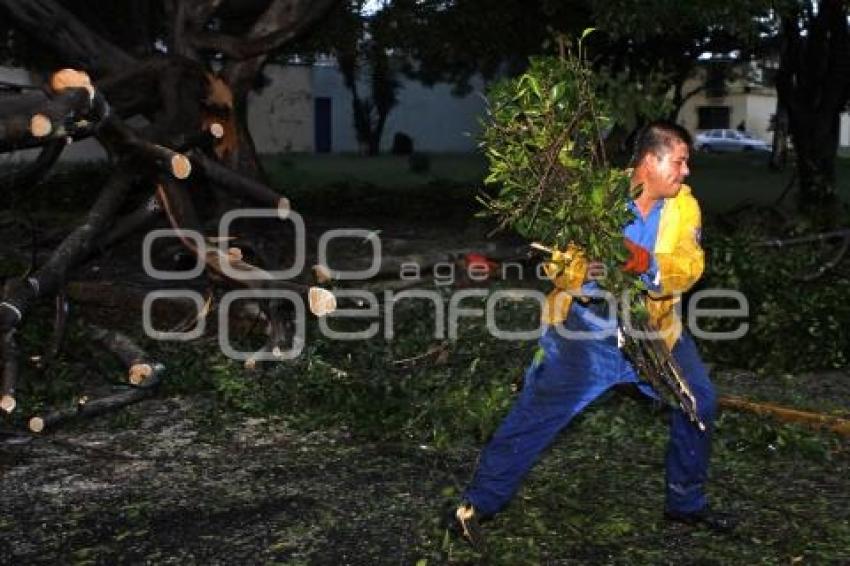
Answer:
[314, 97, 332, 153]
[697, 106, 731, 130]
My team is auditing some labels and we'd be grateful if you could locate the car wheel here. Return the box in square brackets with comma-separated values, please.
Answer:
[701, 144, 713, 153]
[743, 146, 754, 152]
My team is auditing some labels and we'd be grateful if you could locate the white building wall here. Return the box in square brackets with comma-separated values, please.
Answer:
[311, 64, 485, 153]
[678, 67, 850, 148]
[381, 78, 486, 152]
[743, 93, 777, 144]
[725, 93, 750, 135]
[310, 64, 358, 153]
[677, 75, 713, 134]
[248, 64, 313, 153]
[678, 75, 769, 142]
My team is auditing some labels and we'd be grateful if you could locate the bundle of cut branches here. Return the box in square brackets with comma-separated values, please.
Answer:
[479, 41, 704, 430]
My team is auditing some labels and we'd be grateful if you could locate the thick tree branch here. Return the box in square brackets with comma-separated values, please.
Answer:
[101, 194, 163, 248]
[189, 0, 338, 60]
[38, 293, 69, 373]
[0, 87, 99, 152]
[85, 323, 159, 386]
[1, 329, 19, 413]
[188, 149, 289, 212]
[165, 0, 227, 59]
[0, 169, 134, 331]
[97, 58, 182, 119]
[97, 116, 192, 180]
[0, 0, 135, 77]
[28, 364, 165, 433]
[0, 138, 65, 192]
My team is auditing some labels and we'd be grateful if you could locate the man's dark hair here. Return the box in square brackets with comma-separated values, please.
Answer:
[631, 120, 692, 166]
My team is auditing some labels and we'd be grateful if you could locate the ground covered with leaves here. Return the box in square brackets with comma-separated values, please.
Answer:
[2, 295, 849, 564]
[2, 165, 849, 564]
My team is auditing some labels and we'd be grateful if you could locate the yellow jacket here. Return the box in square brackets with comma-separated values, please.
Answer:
[541, 185, 705, 350]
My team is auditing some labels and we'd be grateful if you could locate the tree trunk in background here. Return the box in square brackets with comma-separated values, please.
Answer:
[224, 56, 269, 181]
[769, 100, 789, 171]
[775, 0, 850, 222]
[792, 110, 840, 209]
[367, 115, 385, 156]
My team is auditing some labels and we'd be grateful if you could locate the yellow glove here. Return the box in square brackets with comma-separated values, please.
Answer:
[543, 243, 588, 290]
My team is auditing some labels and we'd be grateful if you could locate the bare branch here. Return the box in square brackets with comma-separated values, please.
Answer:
[720, 395, 850, 437]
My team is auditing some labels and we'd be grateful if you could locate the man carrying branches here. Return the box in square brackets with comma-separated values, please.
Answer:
[455, 121, 734, 551]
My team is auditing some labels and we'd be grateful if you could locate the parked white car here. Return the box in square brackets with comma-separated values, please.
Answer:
[694, 129, 771, 152]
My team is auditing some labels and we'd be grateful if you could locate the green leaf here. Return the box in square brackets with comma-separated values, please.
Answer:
[580, 27, 597, 42]
[591, 184, 606, 206]
[550, 81, 566, 103]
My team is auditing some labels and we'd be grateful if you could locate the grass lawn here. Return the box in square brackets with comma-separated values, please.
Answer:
[262, 152, 488, 191]
[688, 152, 850, 213]
[262, 151, 850, 216]
[261, 153, 488, 219]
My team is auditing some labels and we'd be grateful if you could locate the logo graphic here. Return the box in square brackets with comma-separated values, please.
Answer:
[142, 209, 750, 360]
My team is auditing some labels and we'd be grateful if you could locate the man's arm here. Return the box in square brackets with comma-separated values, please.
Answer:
[650, 192, 705, 297]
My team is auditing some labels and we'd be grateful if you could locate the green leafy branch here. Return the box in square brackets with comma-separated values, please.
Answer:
[478, 36, 637, 297]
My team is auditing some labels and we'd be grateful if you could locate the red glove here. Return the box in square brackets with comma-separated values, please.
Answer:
[622, 238, 650, 274]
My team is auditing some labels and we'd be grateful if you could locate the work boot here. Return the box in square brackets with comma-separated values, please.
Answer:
[454, 501, 486, 552]
[664, 506, 737, 533]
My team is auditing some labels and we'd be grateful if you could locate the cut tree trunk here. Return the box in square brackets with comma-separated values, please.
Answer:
[1, 329, 19, 413]
[28, 364, 164, 433]
[85, 323, 156, 385]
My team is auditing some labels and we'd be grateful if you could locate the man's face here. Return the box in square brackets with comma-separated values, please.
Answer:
[642, 140, 690, 199]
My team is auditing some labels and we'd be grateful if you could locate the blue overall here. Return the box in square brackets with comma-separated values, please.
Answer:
[463, 201, 717, 516]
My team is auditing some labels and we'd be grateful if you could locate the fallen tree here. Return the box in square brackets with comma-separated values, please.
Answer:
[0, 0, 341, 428]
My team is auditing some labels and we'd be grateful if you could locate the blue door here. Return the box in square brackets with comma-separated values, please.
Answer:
[314, 97, 332, 153]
